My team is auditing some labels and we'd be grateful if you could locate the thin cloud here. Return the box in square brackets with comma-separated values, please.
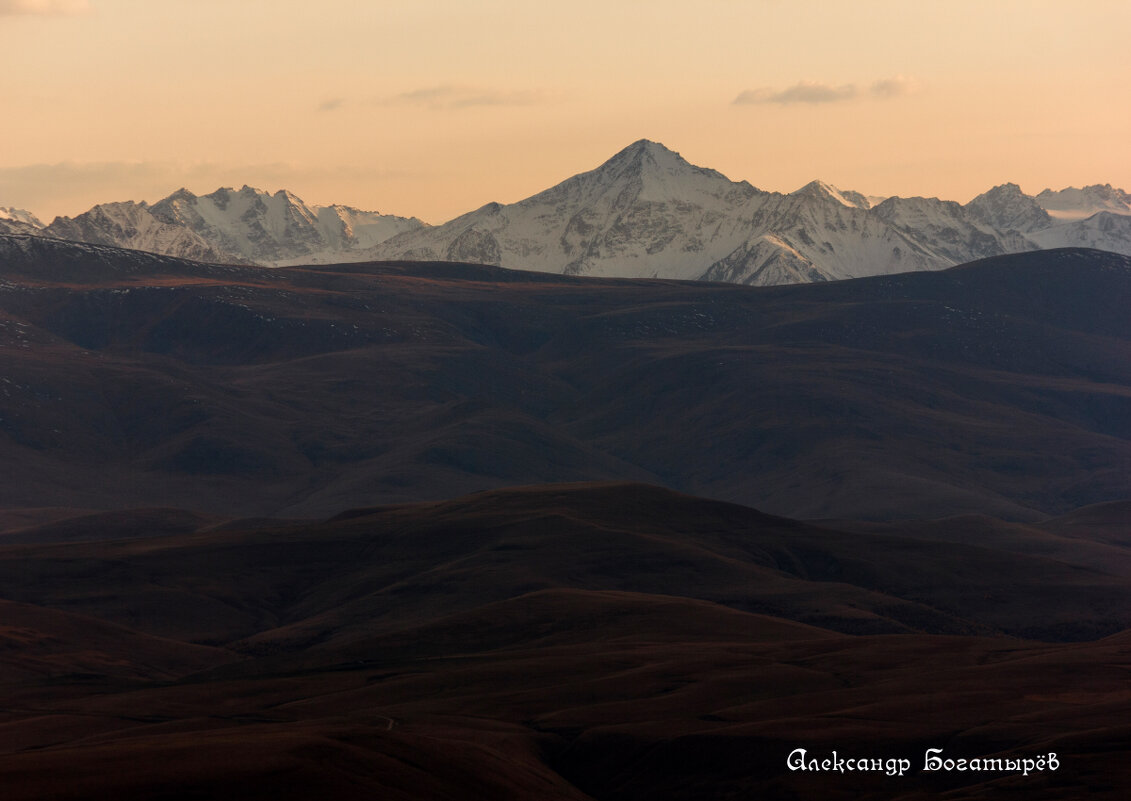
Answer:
[735, 81, 858, 106]
[869, 76, 919, 98]
[382, 85, 542, 110]
[0, 0, 89, 15]
[317, 97, 345, 112]
[734, 77, 919, 106]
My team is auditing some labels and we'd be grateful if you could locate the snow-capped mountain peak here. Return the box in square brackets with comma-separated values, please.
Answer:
[364, 146, 1128, 285]
[43, 200, 238, 264]
[29, 185, 424, 267]
[367, 140, 768, 279]
[965, 183, 1052, 233]
[141, 185, 423, 265]
[604, 138, 728, 180]
[160, 188, 196, 206]
[791, 180, 873, 210]
[526, 140, 758, 209]
[0, 206, 46, 235]
[1035, 184, 1131, 220]
[6, 141, 1129, 285]
[0, 207, 45, 227]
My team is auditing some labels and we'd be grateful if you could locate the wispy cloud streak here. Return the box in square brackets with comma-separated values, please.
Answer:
[735, 81, 857, 105]
[734, 76, 919, 106]
[0, 0, 89, 16]
[868, 76, 919, 98]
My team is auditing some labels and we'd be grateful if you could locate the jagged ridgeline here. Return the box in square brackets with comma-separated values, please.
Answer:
[4, 141, 1130, 283]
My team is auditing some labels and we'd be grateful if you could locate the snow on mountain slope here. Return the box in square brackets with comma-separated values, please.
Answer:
[9, 142, 1130, 285]
[1029, 212, 1131, 253]
[369, 140, 765, 280]
[317, 204, 421, 250]
[872, 196, 1038, 265]
[966, 183, 1052, 233]
[40, 188, 424, 267]
[45, 202, 239, 264]
[715, 189, 942, 283]
[700, 232, 828, 285]
[790, 180, 874, 210]
[368, 141, 1056, 286]
[0, 207, 44, 228]
[1035, 185, 1131, 220]
[147, 187, 318, 264]
[148, 186, 424, 266]
[0, 207, 45, 236]
[368, 141, 949, 284]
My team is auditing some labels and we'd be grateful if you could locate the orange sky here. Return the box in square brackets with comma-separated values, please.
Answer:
[1, 0, 1128, 222]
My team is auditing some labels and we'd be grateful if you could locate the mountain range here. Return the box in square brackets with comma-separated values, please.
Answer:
[4, 141, 1130, 284]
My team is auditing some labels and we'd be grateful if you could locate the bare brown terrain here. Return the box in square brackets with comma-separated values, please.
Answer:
[0, 237, 1128, 798]
[0, 236, 1129, 520]
[0, 483, 1127, 799]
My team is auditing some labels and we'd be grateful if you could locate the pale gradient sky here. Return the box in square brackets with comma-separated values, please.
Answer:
[1, 0, 1128, 222]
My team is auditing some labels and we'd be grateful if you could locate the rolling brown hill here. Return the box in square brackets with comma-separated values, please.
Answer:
[0, 235, 1128, 521]
[1, 236, 1129, 798]
[2, 483, 1127, 646]
[0, 483, 1127, 799]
